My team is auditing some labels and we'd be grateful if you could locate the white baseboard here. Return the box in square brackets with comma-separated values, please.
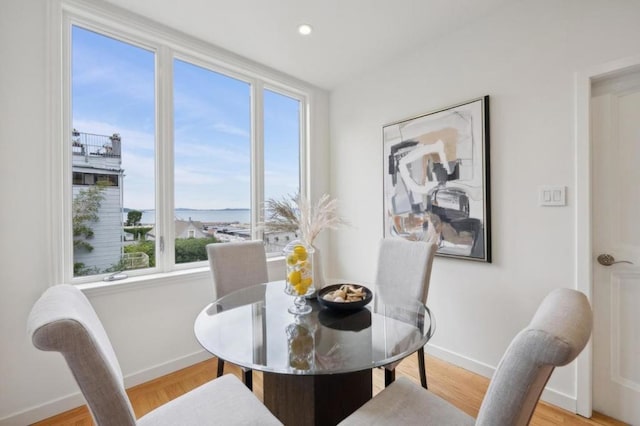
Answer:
[426, 342, 496, 378]
[425, 343, 578, 413]
[540, 387, 577, 413]
[0, 392, 88, 426]
[0, 350, 212, 426]
[123, 350, 212, 388]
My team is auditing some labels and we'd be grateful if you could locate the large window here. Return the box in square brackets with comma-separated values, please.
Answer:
[63, 8, 305, 282]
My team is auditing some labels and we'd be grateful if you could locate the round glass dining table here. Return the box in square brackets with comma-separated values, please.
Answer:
[194, 281, 434, 426]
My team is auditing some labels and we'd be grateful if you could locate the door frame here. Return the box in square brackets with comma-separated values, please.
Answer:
[575, 54, 640, 418]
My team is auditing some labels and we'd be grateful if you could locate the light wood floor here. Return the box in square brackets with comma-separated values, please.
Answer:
[33, 354, 627, 426]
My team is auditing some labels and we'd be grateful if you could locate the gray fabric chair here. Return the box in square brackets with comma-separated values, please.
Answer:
[339, 288, 593, 426]
[374, 238, 437, 388]
[206, 240, 269, 389]
[27, 284, 282, 426]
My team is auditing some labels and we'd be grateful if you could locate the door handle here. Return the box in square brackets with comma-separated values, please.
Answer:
[597, 254, 634, 266]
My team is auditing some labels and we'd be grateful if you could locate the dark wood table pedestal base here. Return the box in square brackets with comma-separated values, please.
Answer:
[263, 369, 372, 426]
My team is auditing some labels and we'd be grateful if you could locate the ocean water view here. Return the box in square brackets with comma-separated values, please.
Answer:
[123, 209, 251, 225]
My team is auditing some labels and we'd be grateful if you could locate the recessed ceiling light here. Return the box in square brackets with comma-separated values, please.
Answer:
[298, 24, 313, 36]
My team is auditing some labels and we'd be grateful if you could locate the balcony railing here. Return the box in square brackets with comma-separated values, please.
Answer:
[72, 131, 121, 158]
[122, 252, 149, 270]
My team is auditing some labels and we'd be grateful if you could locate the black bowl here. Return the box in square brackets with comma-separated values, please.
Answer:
[317, 308, 372, 331]
[317, 284, 373, 311]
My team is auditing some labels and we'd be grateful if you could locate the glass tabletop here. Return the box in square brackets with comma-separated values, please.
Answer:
[194, 281, 434, 376]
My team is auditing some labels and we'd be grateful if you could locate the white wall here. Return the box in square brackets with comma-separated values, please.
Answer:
[0, 1, 329, 424]
[328, 0, 640, 411]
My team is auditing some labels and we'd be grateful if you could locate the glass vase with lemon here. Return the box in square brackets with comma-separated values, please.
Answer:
[264, 194, 349, 298]
[283, 241, 315, 315]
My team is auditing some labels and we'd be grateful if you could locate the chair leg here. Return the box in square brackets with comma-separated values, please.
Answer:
[216, 358, 225, 377]
[243, 369, 253, 390]
[418, 347, 428, 389]
[384, 368, 395, 387]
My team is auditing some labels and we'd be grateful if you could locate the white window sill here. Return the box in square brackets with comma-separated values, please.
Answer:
[77, 256, 285, 297]
[77, 267, 211, 296]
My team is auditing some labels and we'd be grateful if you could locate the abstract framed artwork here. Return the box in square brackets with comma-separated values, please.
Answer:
[383, 96, 491, 262]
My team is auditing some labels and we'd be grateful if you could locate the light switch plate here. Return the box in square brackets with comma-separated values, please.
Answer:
[539, 186, 566, 206]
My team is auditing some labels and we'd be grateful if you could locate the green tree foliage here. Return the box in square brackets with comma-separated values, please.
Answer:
[72, 184, 106, 253]
[175, 236, 221, 263]
[73, 262, 101, 276]
[103, 258, 129, 273]
[123, 236, 222, 266]
[126, 210, 143, 226]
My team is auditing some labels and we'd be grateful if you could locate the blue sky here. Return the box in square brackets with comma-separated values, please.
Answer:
[72, 26, 299, 211]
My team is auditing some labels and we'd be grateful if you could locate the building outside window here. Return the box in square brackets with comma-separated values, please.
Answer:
[71, 130, 124, 275]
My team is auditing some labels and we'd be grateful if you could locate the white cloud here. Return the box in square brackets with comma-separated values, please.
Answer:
[174, 139, 249, 164]
[174, 167, 225, 186]
[213, 122, 250, 138]
[70, 30, 294, 211]
[73, 35, 154, 103]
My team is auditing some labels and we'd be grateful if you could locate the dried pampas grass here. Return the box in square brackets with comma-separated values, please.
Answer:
[263, 194, 348, 245]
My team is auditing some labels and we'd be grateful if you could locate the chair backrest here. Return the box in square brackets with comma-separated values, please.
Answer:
[476, 288, 593, 426]
[374, 238, 437, 305]
[206, 240, 269, 300]
[27, 284, 137, 426]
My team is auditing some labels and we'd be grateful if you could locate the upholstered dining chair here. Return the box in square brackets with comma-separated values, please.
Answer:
[374, 238, 437, 388]
[206, 240, 269, 389]
[339, 288, 593, 426]
[27, 284, 282, 426]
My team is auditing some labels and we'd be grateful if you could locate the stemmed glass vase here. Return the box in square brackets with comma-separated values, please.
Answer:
[284, 241, 315, 315]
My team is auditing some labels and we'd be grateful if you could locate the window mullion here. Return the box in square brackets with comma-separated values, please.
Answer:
[58, 6, 73, 283]
[299, 95, 309, 201]
[156, 45, 175, 270]
[252, 80, 265, 240]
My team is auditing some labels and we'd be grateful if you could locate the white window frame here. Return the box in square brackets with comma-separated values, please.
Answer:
[47, 0, 310, 286]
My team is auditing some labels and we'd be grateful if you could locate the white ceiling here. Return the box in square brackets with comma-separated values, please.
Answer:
[104, 0, 514, 90]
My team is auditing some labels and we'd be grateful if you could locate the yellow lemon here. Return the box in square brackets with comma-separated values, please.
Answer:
[297, 278, 312, 295]
[288, 270, 301, 286]
[293, 245, 308, 261]
[286, 254, 298, 265]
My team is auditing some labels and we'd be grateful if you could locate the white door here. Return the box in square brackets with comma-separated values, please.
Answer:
[592, 69, 640, 425]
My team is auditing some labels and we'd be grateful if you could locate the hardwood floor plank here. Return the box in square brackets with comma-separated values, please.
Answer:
[32, 354, 627, 425]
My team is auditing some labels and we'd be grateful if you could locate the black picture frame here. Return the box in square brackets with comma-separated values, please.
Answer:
[383, 96, 491, 262]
